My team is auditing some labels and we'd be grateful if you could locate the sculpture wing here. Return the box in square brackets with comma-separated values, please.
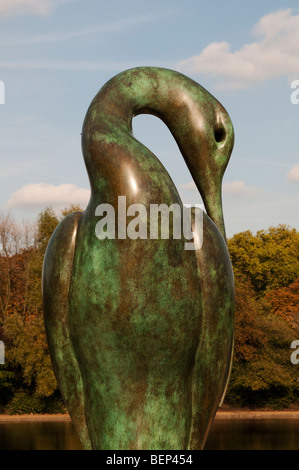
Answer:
[188, 211, 235, 449]
[42, 211, 91, 450]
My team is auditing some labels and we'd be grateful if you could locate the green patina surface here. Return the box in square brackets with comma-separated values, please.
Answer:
[42, 67, 235, 450]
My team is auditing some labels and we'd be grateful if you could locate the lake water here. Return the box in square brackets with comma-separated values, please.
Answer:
[0, 418, 298, 450]
[205, 418, 299, 450]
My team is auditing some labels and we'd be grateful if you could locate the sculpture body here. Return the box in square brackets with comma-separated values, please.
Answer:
[42, 67, 235, 450]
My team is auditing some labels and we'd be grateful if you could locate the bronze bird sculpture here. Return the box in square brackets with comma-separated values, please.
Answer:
[42, 67, 235, 450]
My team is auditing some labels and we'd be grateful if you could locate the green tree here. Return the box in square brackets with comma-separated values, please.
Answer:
[26, 207, 59, 314]
[228, 225, 299, 294]
[4, 313, 56, 397]
[61, 204, 83, 218]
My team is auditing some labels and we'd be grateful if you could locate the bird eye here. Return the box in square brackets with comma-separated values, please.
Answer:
[214, 126, 226, 144]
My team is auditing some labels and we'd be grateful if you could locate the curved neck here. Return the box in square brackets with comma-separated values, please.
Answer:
[83, 67, 212, 144]
[81, 67, 234, 240]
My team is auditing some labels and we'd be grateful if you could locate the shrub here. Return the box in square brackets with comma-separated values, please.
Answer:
[6, 391, 66, 415]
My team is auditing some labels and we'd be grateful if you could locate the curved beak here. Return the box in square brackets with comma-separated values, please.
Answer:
[202, 109, 234, 243]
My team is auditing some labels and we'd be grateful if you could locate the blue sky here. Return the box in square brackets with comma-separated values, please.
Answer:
[0, 0, 299, 237]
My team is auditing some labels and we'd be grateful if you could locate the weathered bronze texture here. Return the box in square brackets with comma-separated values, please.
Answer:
[42, 67, 235, 450]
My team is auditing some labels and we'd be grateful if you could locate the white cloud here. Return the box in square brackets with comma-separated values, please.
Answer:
[287, 164, 299, 183]
[6, 183, 90, 211]
[178, 181, 197, 191]
[0, 0, 74, 18]
[0, 0, 52, 17]
[179, 180, 261, 197]
[176, 8, 299, 89]
[223, 180, 262, 196]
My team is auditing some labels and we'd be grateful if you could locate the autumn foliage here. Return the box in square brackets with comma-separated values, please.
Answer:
[226, 225, 299, 408]
[266, 277, 299, 328]
[0, 207, 80, 413]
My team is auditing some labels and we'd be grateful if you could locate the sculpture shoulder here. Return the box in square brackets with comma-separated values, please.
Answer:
[42, 211, 83, 299]
[42, 210, 92, 450]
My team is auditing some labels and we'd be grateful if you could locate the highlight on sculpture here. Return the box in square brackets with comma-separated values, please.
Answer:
[42, 66, 235, 450]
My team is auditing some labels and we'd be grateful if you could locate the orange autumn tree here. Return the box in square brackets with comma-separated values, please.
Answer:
[225, 277, 297, 408]
[0, 206, 82, 413]
[266, 277, 299, 329]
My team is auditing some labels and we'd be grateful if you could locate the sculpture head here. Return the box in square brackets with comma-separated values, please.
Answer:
[166, 82, 234, 241]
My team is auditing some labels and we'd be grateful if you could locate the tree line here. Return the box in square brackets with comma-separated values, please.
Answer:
[227, 226, 299, 408]
[0, 207, 298, 413]
[0, 206, 80, 413]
